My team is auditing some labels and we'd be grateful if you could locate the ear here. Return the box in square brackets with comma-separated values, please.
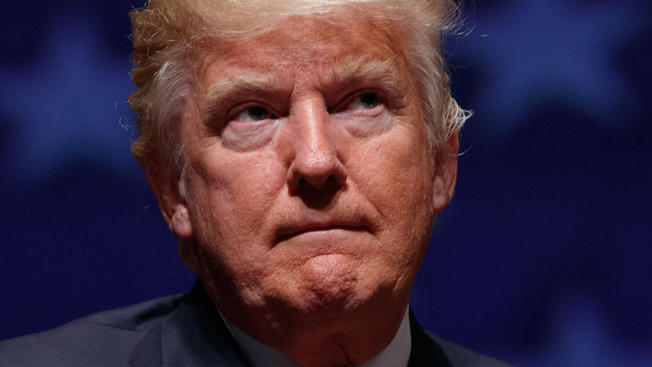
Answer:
[144, 156, 193, 239]
[431, 133, 459, 213]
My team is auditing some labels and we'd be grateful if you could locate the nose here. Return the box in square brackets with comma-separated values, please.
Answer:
[286, 97, 346, 194]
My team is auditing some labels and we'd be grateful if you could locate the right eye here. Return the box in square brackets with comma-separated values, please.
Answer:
[232, 105, 273, 122]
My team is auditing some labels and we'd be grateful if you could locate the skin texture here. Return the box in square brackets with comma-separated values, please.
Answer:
[149, 13, 459, 367]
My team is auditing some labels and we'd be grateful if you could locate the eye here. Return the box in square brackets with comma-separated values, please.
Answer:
[346, 91, 383, 111]
[359, 92, 380, 108]
[233, 105, 273, 122]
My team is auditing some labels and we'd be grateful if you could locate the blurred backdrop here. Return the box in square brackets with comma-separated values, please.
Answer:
[1, 1, 650, 365]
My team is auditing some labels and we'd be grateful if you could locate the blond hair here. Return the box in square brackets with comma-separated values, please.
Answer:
[128, 0, 471, 171]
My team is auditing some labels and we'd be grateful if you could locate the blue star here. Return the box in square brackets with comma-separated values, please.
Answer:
[453, 1, 648, 135]
[507, 295, 652, 367]
[0, 13, 139, 186]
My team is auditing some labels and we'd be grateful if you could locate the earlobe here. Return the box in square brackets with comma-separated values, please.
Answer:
[169, 203, 193, 238]
[431, 133, 459, 213]
[144, 156, 194, 239]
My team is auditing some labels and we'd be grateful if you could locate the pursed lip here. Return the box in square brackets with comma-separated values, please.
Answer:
[275, 220, 369, 244]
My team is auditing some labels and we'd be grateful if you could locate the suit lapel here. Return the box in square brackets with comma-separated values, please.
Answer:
[408, 310, 453, 367]
[159, 283, 249, 367]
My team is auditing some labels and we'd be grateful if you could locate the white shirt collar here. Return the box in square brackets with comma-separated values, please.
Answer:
[221, 309, 411, 367]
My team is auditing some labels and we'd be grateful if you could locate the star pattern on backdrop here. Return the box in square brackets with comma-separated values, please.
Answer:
[510, 295, 652, 367]
[454, 1, 648, 135]
[0, 15, 138, 186]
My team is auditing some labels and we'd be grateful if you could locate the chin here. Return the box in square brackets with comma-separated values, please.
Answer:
[297, 255, 361, 311]
[275, 256, 398, 322]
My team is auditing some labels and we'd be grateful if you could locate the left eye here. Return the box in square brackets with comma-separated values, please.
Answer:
[234, 105, 271, 122]
[347, 91, 382, 110]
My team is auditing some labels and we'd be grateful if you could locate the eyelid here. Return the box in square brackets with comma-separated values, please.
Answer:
[227, 102, 281, 122]
[331, 89, 385, 113]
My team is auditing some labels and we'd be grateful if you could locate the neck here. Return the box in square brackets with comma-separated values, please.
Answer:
[284, 309, 406, 366]
[222, 306, 412, 367]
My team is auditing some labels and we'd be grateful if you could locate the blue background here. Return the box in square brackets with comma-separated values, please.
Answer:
[1, 1, 650, 365]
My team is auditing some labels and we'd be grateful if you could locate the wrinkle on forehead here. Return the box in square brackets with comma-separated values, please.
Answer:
[253, 14, 405, 66]
[203, 56, 406, 99]
[195, 11, 408, 74]
[196, 13, 414, 104]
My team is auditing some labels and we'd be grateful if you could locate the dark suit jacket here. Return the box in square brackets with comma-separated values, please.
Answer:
[0, 284, 512, 366]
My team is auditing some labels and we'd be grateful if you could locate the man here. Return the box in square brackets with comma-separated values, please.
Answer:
[0, 0, 512, 366]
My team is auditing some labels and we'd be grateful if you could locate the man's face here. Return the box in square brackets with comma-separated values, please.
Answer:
[161, 14, 456, 336]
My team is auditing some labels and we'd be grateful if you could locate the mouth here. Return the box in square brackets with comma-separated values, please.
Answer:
[275, 222, 369, 244]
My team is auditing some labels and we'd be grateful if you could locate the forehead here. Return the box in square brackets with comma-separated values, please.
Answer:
[234, 15, 400, 61]
[196, 13, 410, 88]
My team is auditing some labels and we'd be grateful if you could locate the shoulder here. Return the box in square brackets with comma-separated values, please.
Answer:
[425, 332, 515, 367]
[0, 294, 185, 367]
[409, 310, 514, 367]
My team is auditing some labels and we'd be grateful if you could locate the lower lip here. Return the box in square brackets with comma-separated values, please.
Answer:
[278, 227, 366, 242]
[276, 227, 368, 253]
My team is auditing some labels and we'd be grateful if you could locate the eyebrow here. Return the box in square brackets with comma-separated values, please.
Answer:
[203, 74, 286, 107]
[320, 55, 408, 94]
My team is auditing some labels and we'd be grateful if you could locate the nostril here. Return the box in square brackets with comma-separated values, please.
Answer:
[298, 175, 332, 188]
[287, 153, 347, 193]
[295, 173, 340, 191]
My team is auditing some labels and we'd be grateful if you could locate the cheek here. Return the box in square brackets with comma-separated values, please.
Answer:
[184, 148, 291, 299]
[350, 128, 434, 259]
[356, 133, 432, 215]
[184, 148, 287, 248]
